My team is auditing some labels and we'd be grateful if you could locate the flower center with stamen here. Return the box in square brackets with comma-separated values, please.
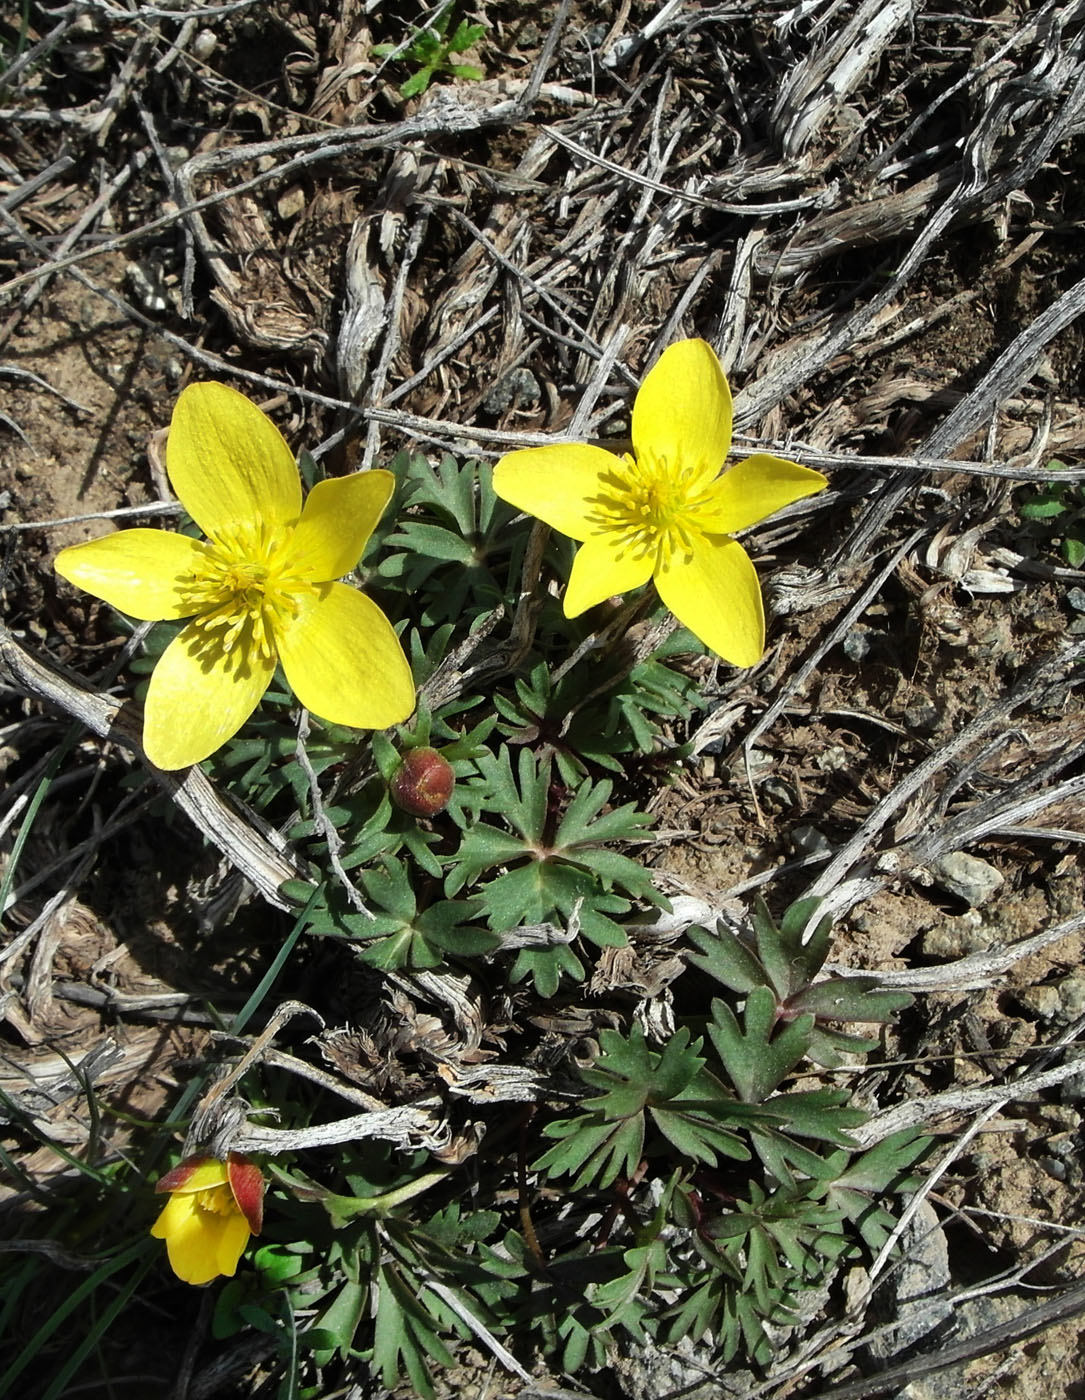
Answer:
[177, 522, 315, 659]
[588, 453, 719, 567]
[194, 1185, 236, 1217]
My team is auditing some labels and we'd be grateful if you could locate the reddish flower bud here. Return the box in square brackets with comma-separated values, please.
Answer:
[389, 746, 455, 817]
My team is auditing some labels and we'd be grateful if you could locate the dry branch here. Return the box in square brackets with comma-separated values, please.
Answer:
[0, 624, 304, 909]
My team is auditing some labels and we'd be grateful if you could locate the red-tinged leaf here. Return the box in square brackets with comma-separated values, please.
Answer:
[155, 1154, 221, 1195]
[227, 1153, 265, 1233]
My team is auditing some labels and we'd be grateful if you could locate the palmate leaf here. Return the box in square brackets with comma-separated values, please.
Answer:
[444, 745, 657, 988]
[375, 454, 513, 621]
[708, 987, 815, 1102]
[496, 643, 703, 776]
[451, 746, 656, 881]
[372, 1261, 456, 1399]
[535, 1111, 645, 1190]
[669, 1275, 784, 1368]
[579, 1024, 702, 1109]
[444, 747, 546, 874]
[687, 897, 830, 997]
[812, 1129, 933, 1253]
[508, 942, 585, 996]
[689, 897, 913, 1072]
[651, 1091, 751, 1167]
[536, 1027, 750, 1187]
[479, 858, 596, 930]
[358, 858, 497, 969]
[701, 1181, 847, 1316]
[590, 1237, 666, 1340]
[746, 1087, 868, 1188]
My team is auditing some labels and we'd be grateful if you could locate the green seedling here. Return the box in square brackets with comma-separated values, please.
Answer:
[373, 4, 485, 99]
[1019, 459, 1085, 567]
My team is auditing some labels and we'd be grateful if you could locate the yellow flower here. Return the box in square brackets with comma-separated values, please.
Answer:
[54, 383, 415, 769]
[492, 338, 828, 666]
[151, 1152, 264, 1286]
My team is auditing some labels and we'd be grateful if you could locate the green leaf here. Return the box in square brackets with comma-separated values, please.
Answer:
[537, 1027, 751, 1185]
[373, 1266, 445, 1398]
[580, 1025, 701, 1111]
[686, 920, 766, 994]
[817, 1130, 933, 1253]
[536, 1112, 645, 1190]
[791, 978, 913, 1024]
[708, 989, 815, 1102]
[480, 858, 594, 930]
[760, 1087, 867, 1147]
[448, 20, 486, 50]
[392, 521, 477, 564]
[400, 65, 435, 98]
[308, 1280, 367, 1361]
[508, 941, 585, 994]
[254, 1243, 306, 1287]
[1020, 494, 1068, 520]
[1063, 535, 1085, 567]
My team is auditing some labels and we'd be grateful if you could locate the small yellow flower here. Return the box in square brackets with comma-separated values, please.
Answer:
[151, 1152, 264, 1286]
[492, 338, 828, 666]
[54, 383, 415, 769]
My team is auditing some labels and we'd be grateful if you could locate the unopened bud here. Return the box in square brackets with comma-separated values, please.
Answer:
[389, 747, 455, 817]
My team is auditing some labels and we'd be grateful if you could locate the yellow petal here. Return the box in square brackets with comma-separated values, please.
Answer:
[563, 535, 655, 617]
[53, 530, 208, 621]
[152, 1195, 249, 1285]
[150, 1190, 198, 1241]
[277, 582, 414, 730]
[142, 622, 276, 769]
[281, 470, 393, 582]
[493, 444, 627, 541]
[212, 1208, 251, 1279]
[655, 534, 765, 667]
[167, 383, 302, 541]
[703, 454, 828, 535]
[163, 1221, 220, 1284]
[632, 339, 732, 485]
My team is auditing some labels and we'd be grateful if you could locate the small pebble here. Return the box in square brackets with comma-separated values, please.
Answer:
[192, 29, 217, 60]
[1015, 984, 1060, 1021]
[1058, 973, 1085, 1020]
[930, 851, 1004, 907]
[760, 776, 796, 809]
[920, 912, 991, 960]
[903, 700, 941, 734]
[482, 368, 540, 416]
[791, 824, 833, 858]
